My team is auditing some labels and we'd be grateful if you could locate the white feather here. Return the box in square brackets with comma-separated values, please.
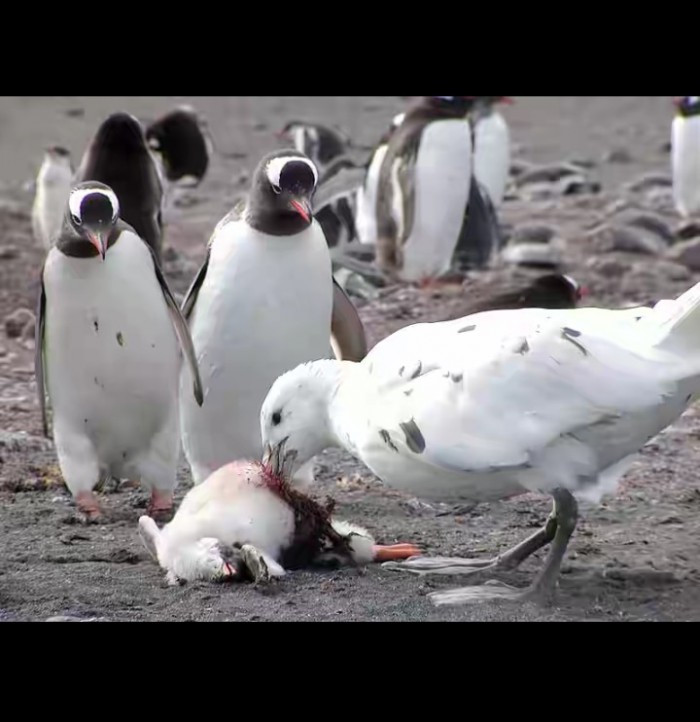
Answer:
[43, 231, 182, 496]
[672, 115, 700, 218]
[179, 216, 334, 485]
[473, 111, 510, 207]
[266, 155, 318, 188]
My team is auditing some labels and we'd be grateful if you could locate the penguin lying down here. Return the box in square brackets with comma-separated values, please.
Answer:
[138, 459, 420, 585]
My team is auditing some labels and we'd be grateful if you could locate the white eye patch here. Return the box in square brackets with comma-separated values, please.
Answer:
[265, 155, 318, 189]
[69, 187, 120, 221]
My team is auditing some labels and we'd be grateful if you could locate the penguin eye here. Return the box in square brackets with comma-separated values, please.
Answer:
[71, 213, 82, 226]
[271, 183, 281, 194]
[271, 411, 282, 426]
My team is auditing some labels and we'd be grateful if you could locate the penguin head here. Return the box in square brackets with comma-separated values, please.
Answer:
[428, 96, 479, 114]
[536, 273, 589, 305]
[44, 145, 72, 168]
[249, 150, 318, 229]
[674, 97, 700, 117]
[91, 112, 149, 154]
[66, 181, 119, 260]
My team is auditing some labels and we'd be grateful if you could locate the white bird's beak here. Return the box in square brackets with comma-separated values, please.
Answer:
[262, 438, 298, 479]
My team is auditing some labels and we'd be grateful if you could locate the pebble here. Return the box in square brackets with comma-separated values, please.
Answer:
[0, 245, 19, 260]
[515, 162, 584, 187]
[0, 431, 53, 453]
[5, 309, 35, 339]
[510, 224, 557, 246]
[587, 224, 667, 256]
[501, 242, 563, 268]
[666, 237, 700, 271]
[611, 211, 675, 244]
[625, 173, 672, 193]
[676, 221, 700, 241]
[585, 257, 631, 278]
[604, 148, 633, 164]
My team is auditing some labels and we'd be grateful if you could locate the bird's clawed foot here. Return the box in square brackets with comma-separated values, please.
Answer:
[382, 555, 499, 576]
[372, 543, 423, 562]
[427, 579, 555, 607]
[75, 491, 103, 524]
[148, 489, 174, 522]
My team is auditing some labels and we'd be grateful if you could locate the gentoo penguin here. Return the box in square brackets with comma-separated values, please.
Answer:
[179, 149, 367, 486]
[453, 272, 587, 318]
[35, 181, 203, 522]
[31, 146, 74, 249]
[671, 96, 700, 218]
[145, 105, 212, 186]
[355, 113, 405, 245]
[374, 96, 476, 282]
[260, 278, 700, 606]
[277, 121, 350, 173]
[138, 459, 420, 584]
[471, 96, 513, 208]
[75, 112, 165, 262]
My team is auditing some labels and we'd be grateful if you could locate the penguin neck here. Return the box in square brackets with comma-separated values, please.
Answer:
[55, 223, 122, 259]
[244, 204, 312, 237]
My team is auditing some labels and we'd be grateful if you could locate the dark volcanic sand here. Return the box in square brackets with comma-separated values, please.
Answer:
[1, 96, 700, 622]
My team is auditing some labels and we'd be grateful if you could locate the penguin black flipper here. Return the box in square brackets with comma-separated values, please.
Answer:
[452, 179, 502, 272]
[34, 267, 49, 438]
[330, 277, 368, 362]
[181, 248, 211, 321]
[137, 231, 204, 407]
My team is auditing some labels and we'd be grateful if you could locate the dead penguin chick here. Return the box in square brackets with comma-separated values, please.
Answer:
[138, 460, 419, 585]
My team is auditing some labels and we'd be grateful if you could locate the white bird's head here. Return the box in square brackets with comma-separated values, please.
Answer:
[260, 359, 343, 479]
[67, 181, 119, 259]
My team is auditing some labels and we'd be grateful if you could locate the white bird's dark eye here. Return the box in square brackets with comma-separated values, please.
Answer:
[271, 183, 281, 194]
[272, 411, 282, 426]
[72, 214, 82, 226]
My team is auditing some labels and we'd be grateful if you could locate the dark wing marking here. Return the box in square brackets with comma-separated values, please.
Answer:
[145, 244, 204, 406]
[452, 179, 502, 271]
[330, 277, 368, 362]
[181, 247, 210, 321]
[34, 266, 49, 438]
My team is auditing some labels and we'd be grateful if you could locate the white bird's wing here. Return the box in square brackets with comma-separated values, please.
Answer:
[362, 307, 682, 475]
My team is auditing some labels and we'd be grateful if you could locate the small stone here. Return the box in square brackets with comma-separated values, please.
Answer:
[608, 211, 675, 244]
[509, 159, 535, 177]
[0, 431, 53, 453]
[515, 163, 583, 187]
[676, 221, 700, 241]
[0, 245, 19, 260]
[633, 259, 690, 283]
[5, 309, 36, 339]
[625, 173, 672, 193]
[585, 257, 630, 279]
[569, 158, 597, 169]
[65, 108, 85, 118]
[604, 148, 633, 164]
[588, 224, 667, 256]
[501, 243, 562, 268]
[666, 237, 700, 271]
[511, 224, 556, 245]
[660, 141, 672, 154]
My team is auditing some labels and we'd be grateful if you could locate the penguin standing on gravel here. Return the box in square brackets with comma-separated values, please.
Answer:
[374, 96, 478, 283]
[672, 96, 700, 218]
[35, 181, 203, 522]
[32, 146, 74, 249]
[179, 149, 367, 486]
[75, 112, 166, 262]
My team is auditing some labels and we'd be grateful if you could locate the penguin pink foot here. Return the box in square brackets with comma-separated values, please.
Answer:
[75, 491, 103, 523]
[148, 489, 174, 522]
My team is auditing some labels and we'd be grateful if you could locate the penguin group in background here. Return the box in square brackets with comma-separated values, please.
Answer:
[31, 146, 74, 249]
[671, 96, 700, 218]
[35, 181, 203, 522]
[178, 149, 367, 487]
[276, 121, 352, 174]
[374, 96, 478, 283]
[75, 113, 166, 262]
[145, 105, 212, 187]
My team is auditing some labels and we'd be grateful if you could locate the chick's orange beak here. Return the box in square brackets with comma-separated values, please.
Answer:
[372, 543, 422, 562]
[86, 230, 107, 260]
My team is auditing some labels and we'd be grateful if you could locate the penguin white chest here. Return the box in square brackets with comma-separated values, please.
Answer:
[355, 144, 388, 244]
[473, 112, 510, 207]
[32, 163, 72, 248]
[401, 119, 473, 281]
[672, 115, 700, 218]
[42, 233, 181, 456]
[180, 221, 334, 481]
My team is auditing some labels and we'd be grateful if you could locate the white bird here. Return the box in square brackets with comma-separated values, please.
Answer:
[259, 281, 700, 606]
[35, 181, 203, 522]
[179, 149, 366, 487]
[32, 146, 74, 249]
[138, 459, 420, 585]
[672, 96, 700, 218]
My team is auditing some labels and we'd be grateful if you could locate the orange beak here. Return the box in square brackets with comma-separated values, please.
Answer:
[290, 198, 311, 223]
[86, 230, 107, 260]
